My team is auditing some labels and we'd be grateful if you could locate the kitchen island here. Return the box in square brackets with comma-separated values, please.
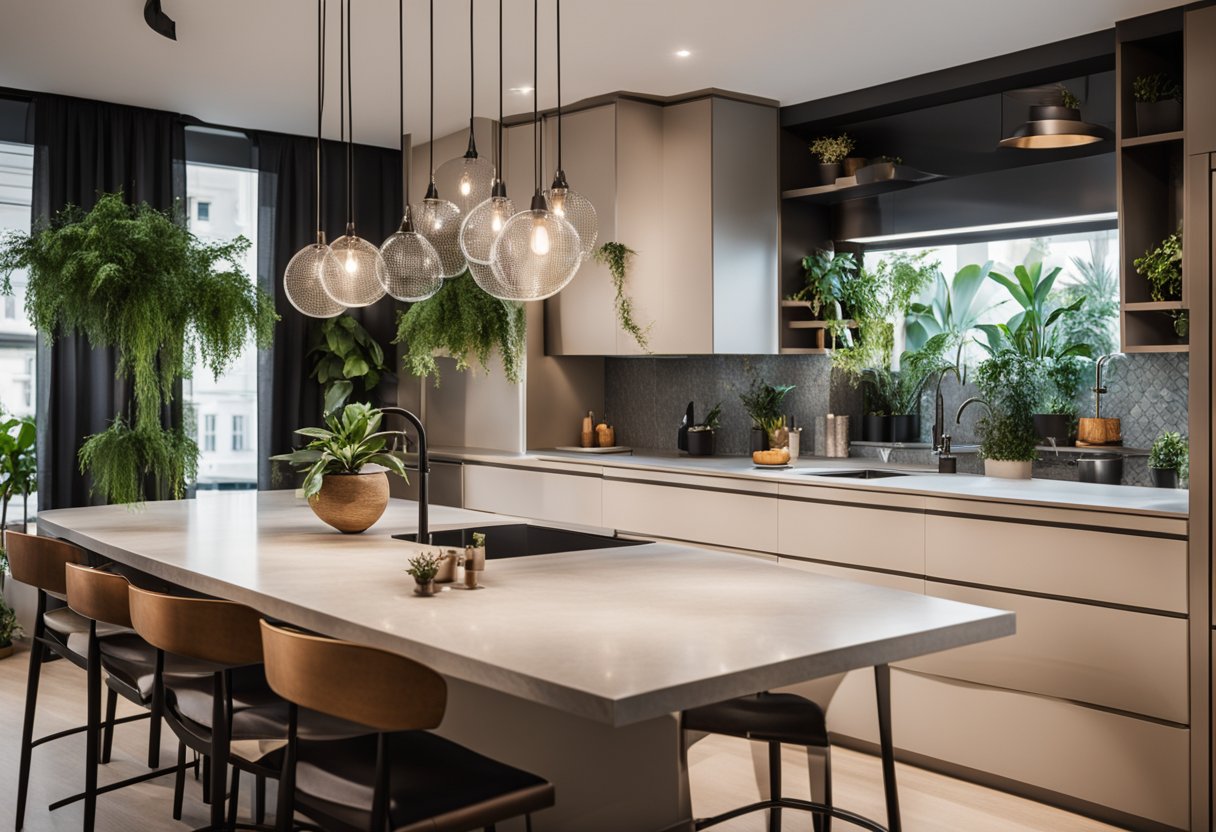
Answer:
[38, 490, 1014, 832]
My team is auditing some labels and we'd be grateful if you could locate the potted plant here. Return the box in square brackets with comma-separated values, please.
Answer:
[905, 261, 995, 381]
[0, 597, 20, 659]
[271, 402, 410, 534]
[686, 403, 721, 457]
[0, 414, 36, 533]
[789, 249, 858, 332]
[1133, 73, 1182, 136]
[310, 314, 392, 412]
[1148, 431, 1188, 489]
[1133, 229, 1182, 304]
[855, 155, 904, 184]
[886, 336, 952, 443]
[964, 351, 1043, 479]
[808, 134, 856, 185]
[407, 552, 442, 597]
[739, 378, 794, 452]
[0, 193, 278, 504]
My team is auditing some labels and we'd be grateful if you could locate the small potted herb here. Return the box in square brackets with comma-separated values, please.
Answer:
[407, 552, 443, 597]
[0, 597, 22, 659]
[1132, 73, 1182, 136]
[1133, 229, 1182, 304]
[1148, 431, 1188, 489]
[740, 378, 795, 451]
[808, 134, 856, 185]
[686, 403, 722, 457]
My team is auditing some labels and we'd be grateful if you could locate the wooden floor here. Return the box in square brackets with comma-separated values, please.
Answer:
[0, 645, 1127, 832]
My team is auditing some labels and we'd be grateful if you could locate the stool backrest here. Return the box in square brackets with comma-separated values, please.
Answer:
[65, 564, 133, 628]
[128, 585, 263, 667]
[260, 620, 446, 732]
[5, 531, 87, 597]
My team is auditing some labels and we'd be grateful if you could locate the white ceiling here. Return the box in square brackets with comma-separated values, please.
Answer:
[0, 0, 1182, 149]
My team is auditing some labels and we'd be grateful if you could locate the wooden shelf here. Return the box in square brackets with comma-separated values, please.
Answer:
[779, 347, 832, 355]
[785, 318, 857, 330]
[1124, 300, 1184, 311]
[1122, 343, 1189, 354]
[1120, 131, 1184, 148]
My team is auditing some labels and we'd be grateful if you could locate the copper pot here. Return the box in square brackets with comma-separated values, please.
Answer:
[308, 470, 390, 534]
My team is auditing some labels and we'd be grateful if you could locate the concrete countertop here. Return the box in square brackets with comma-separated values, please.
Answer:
[429, 446, 1189, 519]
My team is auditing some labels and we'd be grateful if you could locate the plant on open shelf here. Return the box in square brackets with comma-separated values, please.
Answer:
[1148, 430, 1188, 489]
[310, 314, 391, 410]
[0, 192, 278, 504]
[1132, 73, 1182, 135]
[808, 134, 855, 165]
[592, 242, 652, 352]
[789, 249, 858, 335]
[394, 271, 526, 387]
[740, 378, 794, 449]
[271, 402, 409, 534]
[1132, 73, 1182, 104]
[1133, 229, 1182, 303]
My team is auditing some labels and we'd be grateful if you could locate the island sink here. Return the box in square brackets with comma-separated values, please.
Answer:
[393, 524, 648, 560]
[803, 469, 912, 479]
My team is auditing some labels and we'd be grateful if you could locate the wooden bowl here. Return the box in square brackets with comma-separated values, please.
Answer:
[308, 470, 390, 534]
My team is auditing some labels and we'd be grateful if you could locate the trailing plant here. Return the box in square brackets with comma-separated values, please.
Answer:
[1132, 73, 1182, 104]
[739, 378, 794, 434]
[592, 242, 652, 351]
[406, 552, 442, 583]
[394, 271, 526, 386]
[971, 351, 1043, 462]
[977, 261, 1091, 361]
[1057, 85, 1082, 110]
[0, 414, 36, 534]
[269, 402, 409, 499]
[0, 597, 21, 648]
[789, 249, 858, 328]
[1133, 229, 1182, 302]
[808, 134, 856, 165]
[310, 314, 390, 411]
[0, 192, 277, 503]
[1149, 431, 1188, 476]
[905, 260, 994, 380]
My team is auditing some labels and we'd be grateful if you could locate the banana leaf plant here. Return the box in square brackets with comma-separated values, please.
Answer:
[905, 261, 994, 380]
[976, 262, 1091, 361]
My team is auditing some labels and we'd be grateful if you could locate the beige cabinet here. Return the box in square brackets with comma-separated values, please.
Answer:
[462, 463, 604, 528]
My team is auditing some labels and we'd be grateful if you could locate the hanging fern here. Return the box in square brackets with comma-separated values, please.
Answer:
[0, 192, 278, 503]
[394, 271, 526, 386]
[592, 242, 651, 352]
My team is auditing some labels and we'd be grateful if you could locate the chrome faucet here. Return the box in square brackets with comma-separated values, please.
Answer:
[1092, 353, 1120, 419]
[931, 366, 961, 453]
[380, 407, 429, 543]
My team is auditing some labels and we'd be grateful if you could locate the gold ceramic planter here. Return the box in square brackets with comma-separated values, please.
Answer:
[308, 470, 390, 533]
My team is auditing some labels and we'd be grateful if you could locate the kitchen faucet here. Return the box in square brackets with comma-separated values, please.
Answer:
[380, 406, 429, 543]
[931, 365, 961, 453]
[1092, 353, 1120, 418]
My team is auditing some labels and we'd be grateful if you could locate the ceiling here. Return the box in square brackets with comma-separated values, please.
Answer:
[0, 0, 1182, 149]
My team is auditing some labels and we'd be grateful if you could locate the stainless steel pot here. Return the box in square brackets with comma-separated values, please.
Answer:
[1077, 453, 1123, 485]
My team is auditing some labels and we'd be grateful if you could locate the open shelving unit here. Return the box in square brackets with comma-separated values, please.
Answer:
[1116, 12, 1188, 352]
[779, 301, 857, 354]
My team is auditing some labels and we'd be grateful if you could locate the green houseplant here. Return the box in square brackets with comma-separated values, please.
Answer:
[961, 351, 1044, 479]
[739, 379, 794, 451]
[808, 133, 856, 184]
[310, 314, 391, 412]
[406, 552, 442, 596]
[0, 598, 21, 658]
[394, 271, 526, 386]
[1056, 241, 1119, 358]
[1148, 431, 1188, 489]
[0, 193, 277, 504]
[0, 414, 36, 534]
[789, 249, 859, 333]
[1132, 72, 1182, 136]
[591, 242, 652, 351]
[905, 261, 994, 380]
[271, 402, 409, 534]
[1133, 229, 1182, 303]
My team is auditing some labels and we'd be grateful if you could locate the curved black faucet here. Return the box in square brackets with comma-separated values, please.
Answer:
[379, 407, 429, 544]
[931, 366, 961, 453]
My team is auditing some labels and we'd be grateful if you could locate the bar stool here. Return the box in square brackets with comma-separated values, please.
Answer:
[683, 692, 835, 832]
[7, 530, 164, 831]
[259, 620, 556, 832]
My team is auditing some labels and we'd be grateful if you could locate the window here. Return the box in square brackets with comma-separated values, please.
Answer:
[203, 414, 216, 452]
[3, 294, 12, 319]
[196, 200, 211, 222]
[231, 414, 246, 452]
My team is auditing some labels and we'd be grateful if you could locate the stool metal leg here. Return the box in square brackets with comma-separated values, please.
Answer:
[254, 775, 266, 825]
[15, 593, 47, 831]
[875, 664, 901, 832]
[101, 686, 118, 765]
[173, 742, 187, 821]
[767, 741, 781, 832]
[84, 623, 102, 832]
[227, 767, 241, 828]
[807, 746, 831, 832]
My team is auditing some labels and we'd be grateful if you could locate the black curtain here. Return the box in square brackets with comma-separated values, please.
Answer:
[254, 131, 402, 488]
[31, 94, 185, 510]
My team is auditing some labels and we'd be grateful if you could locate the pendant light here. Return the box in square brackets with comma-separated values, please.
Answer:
[412, 0, 467, 279]
[460, 0, 515, 276]
[489, 0, 581, 301]
[323, 0, 388, 307]
[380, 0, 443, 302]
[543, 0, 597, 257]
[283, 0, 344, 319]
[997, 85, 1113, 149]
[435, 0, 495, 215]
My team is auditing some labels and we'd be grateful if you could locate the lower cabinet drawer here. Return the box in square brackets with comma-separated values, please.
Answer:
[463, 465, 603, 528]
[827, 668, 1189, 830]
[778, 557, 924, 594]
[602, 479, 777, 552]
[777, 497, 925, 574]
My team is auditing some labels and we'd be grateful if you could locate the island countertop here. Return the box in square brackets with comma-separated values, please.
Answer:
[38, 490, 1015, 727]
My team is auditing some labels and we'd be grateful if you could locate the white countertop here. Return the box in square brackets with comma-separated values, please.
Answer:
[39, 491, 1014, 726]
[433, 447, 1189, 518]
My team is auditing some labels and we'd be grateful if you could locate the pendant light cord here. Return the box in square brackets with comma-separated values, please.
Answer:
[556, 0, 561, 173]
[532, 0, 539, 193]
[316, 0, 325, 235]
[468, 0, 475, 136]
[345, 0, 354, 226]
[399, 0, 406, 204]
[496, 0, 503, 177]
[428, 0, 435, 183]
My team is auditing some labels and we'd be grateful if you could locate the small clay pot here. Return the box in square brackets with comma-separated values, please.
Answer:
[413, 579, 437, 597]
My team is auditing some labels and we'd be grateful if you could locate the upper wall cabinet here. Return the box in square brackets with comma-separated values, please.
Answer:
[506, 94, 780, 356]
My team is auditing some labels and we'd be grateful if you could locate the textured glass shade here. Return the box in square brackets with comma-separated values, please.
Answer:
[380, 225, 444, 302]
[413, 197, 467, 278]
[459, 195, 516, 265]
[284, 242, 346, 318]
[325, 232, 389, 307]
[489, 208, 582, 301]
[468, 259, 515, 301]
[545, 186, 598, 257]
[436, 154, 496, 215]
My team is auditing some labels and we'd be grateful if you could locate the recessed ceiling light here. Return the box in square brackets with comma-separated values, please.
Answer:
[511, 86, 534, 95]
[675, 49, 691, 58]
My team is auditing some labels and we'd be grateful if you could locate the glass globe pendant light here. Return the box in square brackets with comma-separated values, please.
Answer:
[412, 0, 467, 279]
[380, 0, 442, 302]
[461, 0, 515, 275]
[435, 0, 495, 216]
[283, 0, 344, 319]
[489, 0, 581, 301]
[543, 0, 597, 257]
[322, 0, 387, 308]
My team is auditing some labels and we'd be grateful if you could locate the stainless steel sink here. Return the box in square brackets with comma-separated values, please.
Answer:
[393, 524, 648, 559]
[801, 469, 913, 479]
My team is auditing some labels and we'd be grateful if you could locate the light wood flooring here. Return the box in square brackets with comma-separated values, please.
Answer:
[0, 645, 1127, 831]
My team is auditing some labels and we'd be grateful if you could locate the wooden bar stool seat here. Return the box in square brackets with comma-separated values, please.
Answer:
[260, 621, 555, 832]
